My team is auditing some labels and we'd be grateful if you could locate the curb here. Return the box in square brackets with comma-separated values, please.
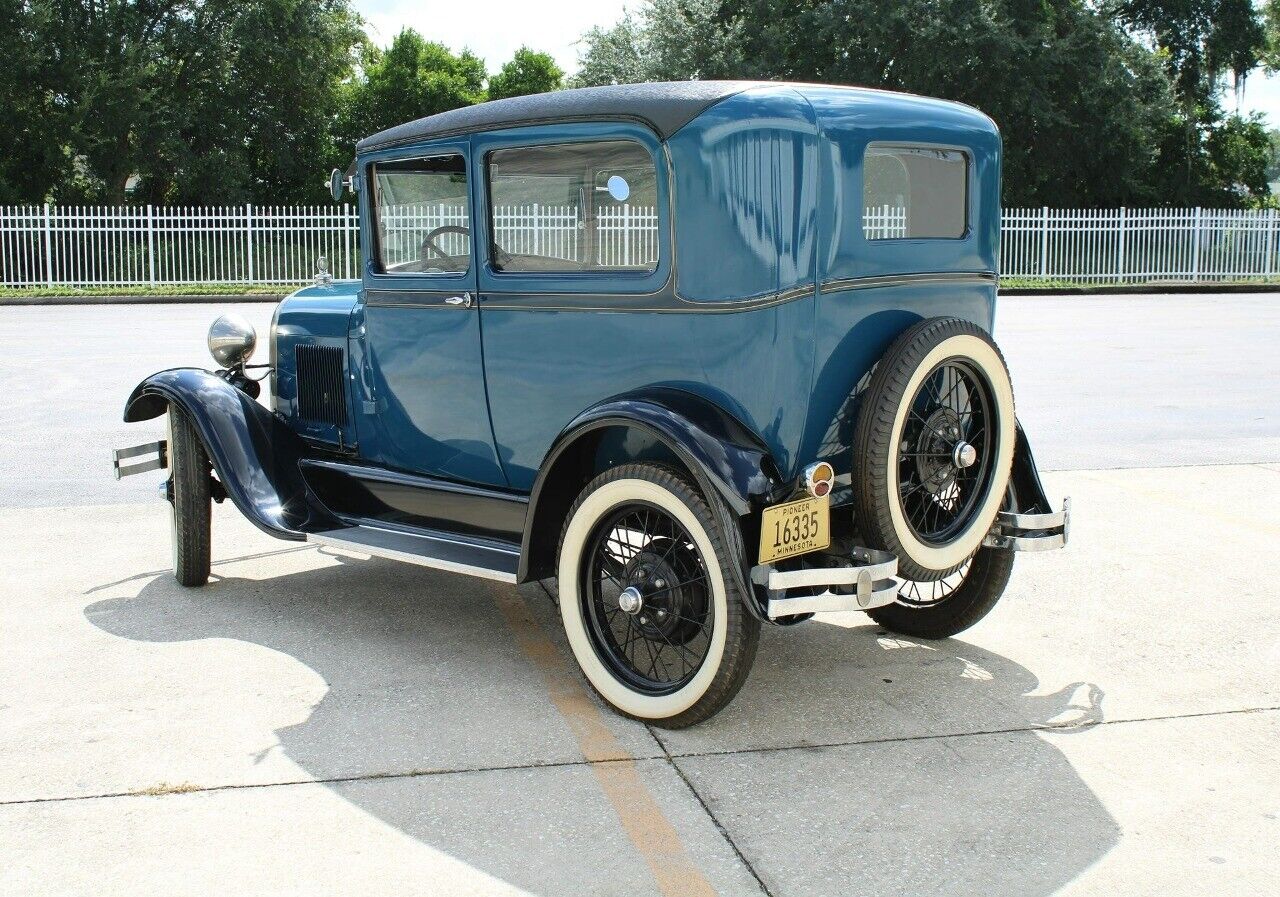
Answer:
[1000, 283, 1280, 296]
[3, 294, 289, 306]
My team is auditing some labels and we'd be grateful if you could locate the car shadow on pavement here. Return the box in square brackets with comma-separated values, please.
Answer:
[85, 552, 1118, 897]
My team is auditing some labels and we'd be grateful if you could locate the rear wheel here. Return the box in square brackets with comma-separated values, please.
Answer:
[853, 317, 1016, 580]
[869, 546, 1014, 639]
[165, 405, 211, 587]
[556, 464, 759, 728]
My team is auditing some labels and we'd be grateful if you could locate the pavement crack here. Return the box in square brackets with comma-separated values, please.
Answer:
[5, 703, 1276, 809]
[658, 703, 1280, 765]
[649, 723, 777, 897]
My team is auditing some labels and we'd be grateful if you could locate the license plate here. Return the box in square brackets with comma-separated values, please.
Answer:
[758, 495, 830, 564]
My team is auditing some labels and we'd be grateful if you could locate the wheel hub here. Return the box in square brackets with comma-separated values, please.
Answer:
[621, 546, 702, 643]
[915, 408, 964, 494]
[952, 441, 977, 469]
[618, 586, 644, 615]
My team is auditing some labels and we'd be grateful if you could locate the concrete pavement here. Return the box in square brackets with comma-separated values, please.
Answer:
[3, 462, 1278, 895]
[2, 295, 1279, 895]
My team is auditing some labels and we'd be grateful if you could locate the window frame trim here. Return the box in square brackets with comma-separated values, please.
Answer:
[368, 150, 474, 280]
[859, 140, 972, 243]
[483, 136, 662, 277]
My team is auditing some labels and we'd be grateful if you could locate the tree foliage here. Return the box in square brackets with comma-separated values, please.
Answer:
[30, 0, 366, 204]
[576, 0, 1275, 207]
[335, 29, 486, 154]
[7, 4, 563, 205]
[488, 47, 565, 100]
[6, 0, 1273, 207]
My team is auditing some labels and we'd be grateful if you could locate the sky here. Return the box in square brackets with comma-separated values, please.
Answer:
[352, 0, 1279, 126]
[352, 0, 631, 76]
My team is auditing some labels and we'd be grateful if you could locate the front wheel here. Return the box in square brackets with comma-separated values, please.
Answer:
[165, 405, 212, 587]
[556, 464, 760, 728]
[868, 546, 1014, 639]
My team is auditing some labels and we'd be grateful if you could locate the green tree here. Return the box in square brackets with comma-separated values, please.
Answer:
[576, 0, 1274, 207]
[572, 0, 742, 85]
[1113, 0, 1270, 204]
[1115, 0, 1264, 103]
[488, 47, 564, 100]
[0, 0, 66, 202]
[577, 0, 1179, 206]
[27, 0, 364, 204]
[336, 29, 486, 152]
[1264, 0, 1280, 71]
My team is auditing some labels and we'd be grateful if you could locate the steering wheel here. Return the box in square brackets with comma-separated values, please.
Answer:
[419, 225, 470, 260]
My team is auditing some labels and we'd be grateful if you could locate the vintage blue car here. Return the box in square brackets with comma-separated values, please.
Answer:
[115, 82, 1067, 727]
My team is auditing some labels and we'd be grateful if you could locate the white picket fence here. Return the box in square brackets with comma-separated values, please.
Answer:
[1003, 207, 1279, 283]
[0, 203, 1276, 287]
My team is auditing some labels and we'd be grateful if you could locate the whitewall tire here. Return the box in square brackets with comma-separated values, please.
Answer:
[556, 464, 759, 728]
[853, 317, 1016, 581]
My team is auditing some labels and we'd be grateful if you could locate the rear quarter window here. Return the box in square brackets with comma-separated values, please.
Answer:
[863, 145, 969, 240]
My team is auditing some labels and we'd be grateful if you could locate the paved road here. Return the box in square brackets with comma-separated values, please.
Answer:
[2, 295, 1278, 896]
[1, 293, 1277, 509]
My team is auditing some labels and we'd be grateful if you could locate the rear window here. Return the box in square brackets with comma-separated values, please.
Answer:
[863, 145, 968, 240]
[487, 140, 658, 273]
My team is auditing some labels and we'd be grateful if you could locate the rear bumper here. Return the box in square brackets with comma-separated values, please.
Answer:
[752, 548, 899, 620]
[983, 498, 1070, 551]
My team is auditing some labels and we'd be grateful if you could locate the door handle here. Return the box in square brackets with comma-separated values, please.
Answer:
[444, 292, 473, 308]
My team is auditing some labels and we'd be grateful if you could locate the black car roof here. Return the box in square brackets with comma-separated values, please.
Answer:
[356, 81, 760, 153]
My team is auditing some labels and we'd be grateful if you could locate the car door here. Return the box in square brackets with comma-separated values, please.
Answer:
[349, 141, 506, 487]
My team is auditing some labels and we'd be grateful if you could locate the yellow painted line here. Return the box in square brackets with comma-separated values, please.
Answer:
[493, 587, 718, 897]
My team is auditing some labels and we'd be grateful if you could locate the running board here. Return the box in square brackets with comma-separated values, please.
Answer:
[307, 524, 519, 583]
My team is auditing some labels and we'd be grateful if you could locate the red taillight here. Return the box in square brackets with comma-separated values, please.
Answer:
[803, 462, 835, 498]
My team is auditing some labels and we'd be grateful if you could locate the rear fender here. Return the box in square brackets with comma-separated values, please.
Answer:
[124, 368, 336, 539]
[1008, 420, 1055, 514]
[519, 387, 783, 619]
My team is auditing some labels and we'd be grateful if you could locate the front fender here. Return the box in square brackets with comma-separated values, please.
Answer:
[124, 368, 337, 540]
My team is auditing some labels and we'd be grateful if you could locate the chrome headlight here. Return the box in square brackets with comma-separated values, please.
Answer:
[207, 313, 257, 368]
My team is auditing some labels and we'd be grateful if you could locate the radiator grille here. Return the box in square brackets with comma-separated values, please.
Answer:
[294, 345, 347, 428]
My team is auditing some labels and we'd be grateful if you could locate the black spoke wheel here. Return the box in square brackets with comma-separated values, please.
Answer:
[582, 505, 714, 695]
[869, 546, 1015, 639]
[853, 317, 1016, 581]
[557, 464, 759, 728]
[897, 359, 995, 544]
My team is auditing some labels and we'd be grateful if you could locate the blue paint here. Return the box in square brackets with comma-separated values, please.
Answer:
[265, 83, 1001, 504]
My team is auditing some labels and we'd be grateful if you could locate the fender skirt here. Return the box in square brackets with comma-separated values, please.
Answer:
[124, 368, 337, 540]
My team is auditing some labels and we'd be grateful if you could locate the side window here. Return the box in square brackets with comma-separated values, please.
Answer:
[487, 141, 658, 273]
[863, 144, 968, 240]
[372, 155, 470, 274]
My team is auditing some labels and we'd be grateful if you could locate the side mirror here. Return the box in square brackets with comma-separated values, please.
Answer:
[329, 168, 345, 203]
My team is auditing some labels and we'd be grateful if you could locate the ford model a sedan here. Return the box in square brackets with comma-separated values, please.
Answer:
[115, 82, 1067, 727]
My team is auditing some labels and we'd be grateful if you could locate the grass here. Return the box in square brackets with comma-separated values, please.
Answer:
[0, 282, 299, 299]
[1000, 275, 1280, 290]
[132, 781, 202, 797]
